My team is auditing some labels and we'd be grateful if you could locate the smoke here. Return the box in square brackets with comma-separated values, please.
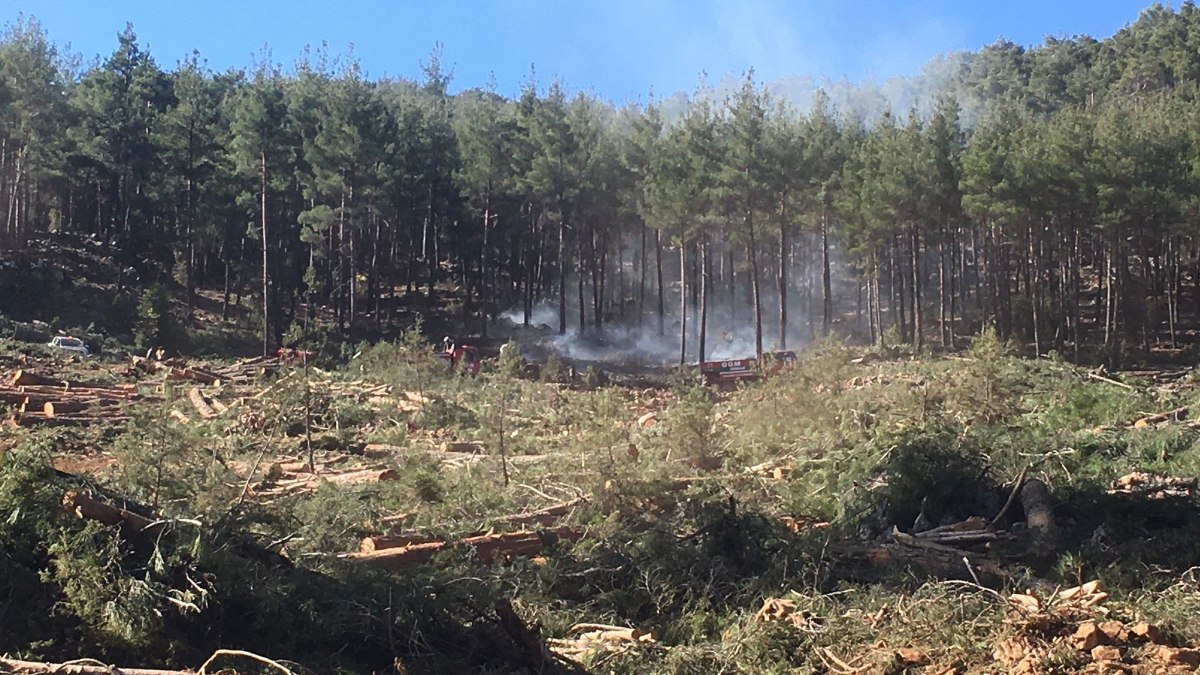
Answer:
[658, 50, 976, 129]
[493, 244, 856, 367]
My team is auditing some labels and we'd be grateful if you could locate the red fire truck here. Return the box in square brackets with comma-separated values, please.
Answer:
[699, 350, 796, 387]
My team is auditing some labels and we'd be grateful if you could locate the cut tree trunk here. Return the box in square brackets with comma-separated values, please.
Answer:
[0, 658, 191, 675]
[62, 489, 158, 533]
[187, 387, 218, 419]
[1019, 478, 1057, 544]
[360, 533, 442, 553]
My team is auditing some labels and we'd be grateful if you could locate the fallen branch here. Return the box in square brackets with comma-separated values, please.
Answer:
[991, 464, 1030, 527]
[1087, 371, 1135, 390]
[197, 648, 294, 675]
[495, 496, 589, 528]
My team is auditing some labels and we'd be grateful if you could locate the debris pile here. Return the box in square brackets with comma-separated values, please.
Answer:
[548, 623, 661, 663]
[997, 581, 1196, 673]
[1108, 471, 1197, 499]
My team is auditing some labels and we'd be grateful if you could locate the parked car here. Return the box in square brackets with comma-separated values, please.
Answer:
[47, 335, 90, 356]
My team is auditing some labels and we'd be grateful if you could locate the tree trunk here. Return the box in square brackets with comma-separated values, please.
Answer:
[679, 241, 687, 364]
[822, 204, 832, 336]
[656, 228, 665, 337]
[778, 208, 789, 349]
[260, 151, 270, 358]
[638, 223, 646, 332]
[910, 226, 923, 350]
[748, 221, 764, 357]
[481, 195, 491, 338]
[699, 234, 710, 363]
[558, 220, 567, 334]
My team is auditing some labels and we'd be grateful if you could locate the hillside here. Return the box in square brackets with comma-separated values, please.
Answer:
[2, 330, 1200, 673]
[8, 3, 1200, 673]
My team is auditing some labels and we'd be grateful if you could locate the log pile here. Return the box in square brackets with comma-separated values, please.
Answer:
[252, 458, 401, 497]
[212, 355, 281, 384]
[185, 386, 232, 420]
[345, 526, 584, 569]
[2, 369, 146, 427]
[1108, 471, 1197, 499]
[129, 354, 223, 385]
[894, 516, 1012, 551]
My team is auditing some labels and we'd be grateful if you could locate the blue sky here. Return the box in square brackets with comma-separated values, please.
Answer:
[7, 1, 1175, 103]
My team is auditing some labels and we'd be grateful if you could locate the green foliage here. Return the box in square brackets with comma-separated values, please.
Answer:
[657, 381, 721, 471]
[134, 284, 181, 351]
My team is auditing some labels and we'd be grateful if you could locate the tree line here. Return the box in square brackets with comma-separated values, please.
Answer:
[3, 4, 1200, 363]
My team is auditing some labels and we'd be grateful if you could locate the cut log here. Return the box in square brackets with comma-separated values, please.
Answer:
[187, 387, 218, 419]
[0, 658, 191, 675]
[360, 533, 443, 553]
[15, 384, 139, 399]
[44, 399, 118, 417]
[63, 489, 158, 533]
[320, 468, 400, 485]
[168, 367, 221, 386]
[273, 455, 352, 474]
[441, 440, 487, 453]
[12, 370, 66, 387]
[12, 370, 135, 392]
[496, 496, 588, 528]
[568, 623, 648, 640]
[916, 516, 990, 538]
[15, 412, 130, 427]
[364, 443, 544, 469]
[1019, 478, 1058, 544]
[346, 526, 584, 569]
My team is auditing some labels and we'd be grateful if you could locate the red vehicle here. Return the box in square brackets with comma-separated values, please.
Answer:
[438, 343, 481, 375]
[276, 347, 316, 362]
[700, 350, 796, 387]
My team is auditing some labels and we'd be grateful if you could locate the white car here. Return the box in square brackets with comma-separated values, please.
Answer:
[48, 336, 91, 356]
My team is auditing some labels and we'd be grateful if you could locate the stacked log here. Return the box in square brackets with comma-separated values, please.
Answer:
[2, 370, 147, 426]
[212, 356, 280, 383]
